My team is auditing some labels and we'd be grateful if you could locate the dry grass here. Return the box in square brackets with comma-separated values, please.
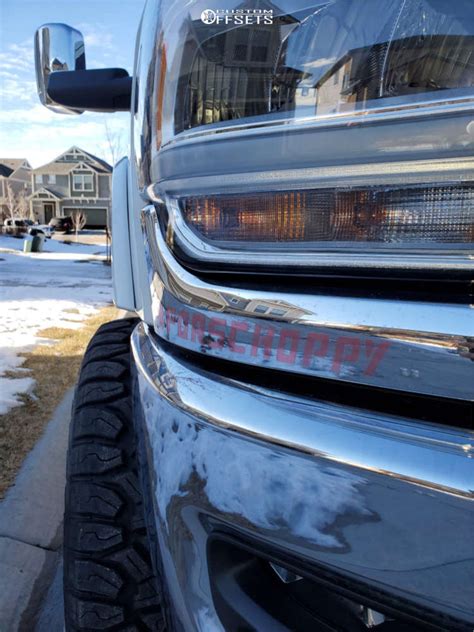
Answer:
[0, 305, 119, 499]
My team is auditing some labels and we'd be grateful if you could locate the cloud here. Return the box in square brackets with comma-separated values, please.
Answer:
[84, 31, 115, 49]
[0, 40, 34, 74]
[0, 31, 128, 168]
[0, 38, 37, 109]
[0, 104, 66, 125]
[0, 108, 129, 167]
[75, 22, 131, 69]
[77, 22, 116, 54]
[1, 78, 37, 104]
[0, 70, 21, 79]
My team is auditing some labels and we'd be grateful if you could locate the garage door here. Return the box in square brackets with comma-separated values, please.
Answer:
[63, 208, 107, 228]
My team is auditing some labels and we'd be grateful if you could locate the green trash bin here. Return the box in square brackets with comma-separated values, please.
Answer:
[31, 235, 41, 252]
[31, 233, 45, 252]
[23, 238, 33, 253]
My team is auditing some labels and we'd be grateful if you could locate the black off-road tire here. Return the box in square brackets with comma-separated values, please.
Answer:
[63, 318, 167, 631]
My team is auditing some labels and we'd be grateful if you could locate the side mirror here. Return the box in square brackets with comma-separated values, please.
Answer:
[34, 23, 133, 114]
[35, 23, 86, 114]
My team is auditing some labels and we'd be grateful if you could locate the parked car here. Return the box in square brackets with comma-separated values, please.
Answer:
[3, 218, 34, 234]
[3, 218, 52, 238]
[35, 2, 474, 632]
[48, 216, 73, 234]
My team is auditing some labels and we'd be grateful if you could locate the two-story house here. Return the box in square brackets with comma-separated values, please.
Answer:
[29, 147, 112, 227]
[0, 159, 32, 220]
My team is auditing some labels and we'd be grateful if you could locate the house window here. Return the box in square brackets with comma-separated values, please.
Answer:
[35, 174, 43, 184]
[49, 174, 56, 184]
[254, 304, 268, 314]
[270, 308, 286, 317]
[73, 173, 94, 191]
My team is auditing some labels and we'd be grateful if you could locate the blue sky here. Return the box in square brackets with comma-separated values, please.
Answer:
[0, 0, 145, 167]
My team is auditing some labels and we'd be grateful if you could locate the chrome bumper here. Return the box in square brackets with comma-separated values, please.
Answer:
[141, 207, 474, 402]
[131, 323, 474, 631]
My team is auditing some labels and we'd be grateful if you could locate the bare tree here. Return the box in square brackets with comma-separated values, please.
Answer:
[4, 182, 28, 220]
[71, 210, 87, 239]
[103, 120, 125, 166]
[28, 204, 37, 223]
[101, 121, 122, 262]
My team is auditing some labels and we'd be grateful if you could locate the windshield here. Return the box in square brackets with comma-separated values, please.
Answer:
[171, 0, 474, 135]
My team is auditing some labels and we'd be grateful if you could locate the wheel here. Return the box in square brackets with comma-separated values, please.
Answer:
[64, 318, 168, 631]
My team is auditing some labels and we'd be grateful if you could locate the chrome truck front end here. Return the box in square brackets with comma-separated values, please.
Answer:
[129, 2, 474, 628]
[32, 1, 474, 630]
[129, 205, 474, 631]
[131, 322, 473, 631]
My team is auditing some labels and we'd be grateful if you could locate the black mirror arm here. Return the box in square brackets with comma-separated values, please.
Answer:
[47, 68, 133, 112]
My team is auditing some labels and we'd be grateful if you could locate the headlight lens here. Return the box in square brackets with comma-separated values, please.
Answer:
[180, 184, 474, 248]
[152, 0, 474, 276]
[172, 1, 474, 137]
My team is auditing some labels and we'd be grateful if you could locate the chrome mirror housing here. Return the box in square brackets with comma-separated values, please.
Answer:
[34, 23, 86, 114]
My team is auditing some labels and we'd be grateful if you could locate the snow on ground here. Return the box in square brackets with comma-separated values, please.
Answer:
[0, 234, 113, 415]
[0, 233, 107, 256]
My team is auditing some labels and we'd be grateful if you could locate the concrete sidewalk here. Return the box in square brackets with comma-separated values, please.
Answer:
[0, 388, 73, 631]
[35, 559, 64, 632]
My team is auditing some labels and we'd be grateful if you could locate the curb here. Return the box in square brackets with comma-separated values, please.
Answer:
[0, 388, 74, 631]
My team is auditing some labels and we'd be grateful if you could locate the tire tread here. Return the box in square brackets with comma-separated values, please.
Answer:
[64, 318, 166, 631]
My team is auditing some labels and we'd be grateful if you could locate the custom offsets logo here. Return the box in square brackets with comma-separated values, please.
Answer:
[201, 8, 274, 25]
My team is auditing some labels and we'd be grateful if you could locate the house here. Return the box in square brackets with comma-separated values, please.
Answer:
[30, 147, 112, 227]
[175, 0, 298, 133]
[314, 34, 474, 116]
[0, 159, 32, 220]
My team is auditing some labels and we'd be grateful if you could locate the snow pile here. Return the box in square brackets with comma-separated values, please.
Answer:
[0, 235, 113, 414]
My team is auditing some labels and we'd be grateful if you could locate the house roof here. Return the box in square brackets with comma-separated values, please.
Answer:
[33, 157, 111, 175]
[29, 186, 65, 200]
[79, 149, 112, 172]
[88, 163, 110, 174]
[33, 162, 78, 175]
[0, 164, 14, 178]
[0, 158, 30, 173]
[51, 146, 113, 172]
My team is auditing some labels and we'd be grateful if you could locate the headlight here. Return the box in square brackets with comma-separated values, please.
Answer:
[163, 177, 473, 275]
[180, 184, 473, 246]
[149, 0, 474, 277]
